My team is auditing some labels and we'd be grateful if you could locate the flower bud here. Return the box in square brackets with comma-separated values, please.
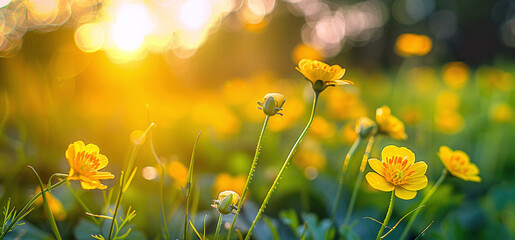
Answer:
[211, 190, 240, 215]
[257, 93, 286, 116]
[356, 117, 377, 138]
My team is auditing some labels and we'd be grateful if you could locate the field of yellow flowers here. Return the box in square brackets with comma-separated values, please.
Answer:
[1, 0, 514, 239]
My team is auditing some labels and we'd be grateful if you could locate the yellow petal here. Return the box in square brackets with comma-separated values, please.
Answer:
[368, 158, 385, 176]
[395, 187, 417, 200]
[438, 145, 452, 166]
[366, 172, 394, 192]
[402, 175, 428, 191]
[96, 154, 109, 170]
[467, 175, 481, 182]
[466, 163, 480, 175]
[409, 161, 428, 176]
[382, 145, 415, 166]
[83, 143, 100, 155]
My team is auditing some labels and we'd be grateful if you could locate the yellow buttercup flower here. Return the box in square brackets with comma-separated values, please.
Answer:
[296, 59, 353, 93]
[376, 106, 407, 140]
[366, 145, 428, 200]
[66, 141, 114, 190]
[438, 146, 481, 182]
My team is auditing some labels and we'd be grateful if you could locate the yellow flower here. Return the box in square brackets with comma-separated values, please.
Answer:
[211, 190, 240, 215]
[490, 102, 513, 124]
[376, 106, 407, 140]
[443, 62, 469, 89]
[438, 146, 481, 182]
[296, 59, 353, 93]
[395, 33, 432, 57]
[366, 145, 428, 200]
[66, 141, 114, 190]
[434, 109, 464, 135]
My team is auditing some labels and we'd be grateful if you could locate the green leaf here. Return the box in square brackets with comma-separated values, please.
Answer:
[279, 209, 299, 236]
[338, 225, 360, 240]
[263, 217, 280, 240]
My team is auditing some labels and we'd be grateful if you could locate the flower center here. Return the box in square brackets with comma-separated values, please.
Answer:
[383, 155, 415, 185]
[450, 155, 467, 173]
[75, 151, 100, 174]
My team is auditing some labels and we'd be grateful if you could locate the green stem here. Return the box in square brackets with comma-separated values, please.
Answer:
[227, 115, 270, 240]
[245, 93, 319, 240]
[377, 191, 395, 240]
[183, 132, 202, 240]
[344, 135, 375, 225]
[149, 127, 169, 240]
[400, 169, 447, 240]
[108, 143, 141, 240]
[28, 166, 62, 240]
[330, 136, 362, 222]
[66, 182, 100, 225]
[214, 213, 223, 240]
[0, 174, 67, 239]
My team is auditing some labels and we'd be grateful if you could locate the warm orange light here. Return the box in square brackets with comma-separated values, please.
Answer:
[395, 33, 432, 57]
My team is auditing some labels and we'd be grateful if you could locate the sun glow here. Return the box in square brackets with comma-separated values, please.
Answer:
[111, 3, 153, 51]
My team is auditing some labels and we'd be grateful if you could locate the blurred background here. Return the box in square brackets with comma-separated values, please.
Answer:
[0, 0, 514, 239]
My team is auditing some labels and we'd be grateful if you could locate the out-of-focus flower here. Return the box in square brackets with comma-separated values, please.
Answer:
[66, 141, 114, 190]
[395, 33, 432, 57]
[376, 106, 407, 140]
[325, 88, 367, 121]
[295, 147, 327, 171]
[443, 62, 469, 89]
[213, 173, 246, 197]
[438, 146, 480, 182]
[35, 188, 67, 221]
[401, 106, 423, 126]
[436, 90, 460, 111]
[356, 117, 377, 138]
[211, 190, 239, 215]
[434, 109, 464, 135]
[490, 102, 513, 124]
[292, 44, 323, 64]
[366, 145, 428, 200]
[340, 120, 358, 145]
[309, 116, 336, 139]
[477, 66, 513, 92]
[257, 93, 286, 116]
[269, 98, 305, 132]
[168, 159, 188, 188]
[296, 59, 352, 93]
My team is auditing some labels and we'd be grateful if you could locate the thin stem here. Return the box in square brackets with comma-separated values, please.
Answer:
[245, 93, 319, 240]
[227, 115, 270, 240]
[66, 182, 100, 225]
[28, 166, 62, 240]
[149, 127, 169, 240]
[214, 213, 223, 240]
[376, 191, 395, 240]
[400, 169, 447, 240]
[330, 136, 362, 222]
[344, 135, 375, 225]
[0, 176, 67, 239]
